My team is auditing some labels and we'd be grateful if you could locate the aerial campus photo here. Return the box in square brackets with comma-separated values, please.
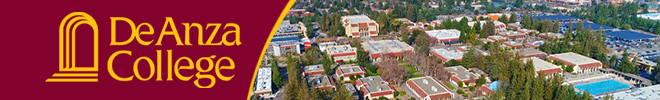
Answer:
[252, 0, 660, 100]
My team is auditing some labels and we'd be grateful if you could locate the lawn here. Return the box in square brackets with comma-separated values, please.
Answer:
[403, 64, 419, 73]
[367, 69, 382, 76]
[444, 83, 456, 90]
[410, 74, 423, 78]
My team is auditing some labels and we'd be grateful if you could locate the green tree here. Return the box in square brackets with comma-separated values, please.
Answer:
[302, 47, 321, 65]
[553, 19, 560, 33]
[622, 24, 632, 30]
[617, 49, 639, 74]
[498, 15, 509, 24]
[652, 57, 660, 83]
[462, 47, 476, 68]
[509, 13, 518, 23]
[272, 60, 283, 89]
[414, 31, 430, 55]
[355, 40, 370, 66]
[322, 53, 335, 75]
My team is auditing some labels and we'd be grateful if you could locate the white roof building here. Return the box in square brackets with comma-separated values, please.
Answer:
[426, 29, 461, 44]
[254, 68, 272, 97]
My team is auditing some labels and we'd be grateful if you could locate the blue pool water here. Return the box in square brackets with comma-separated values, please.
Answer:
[574, 79, 631, 95]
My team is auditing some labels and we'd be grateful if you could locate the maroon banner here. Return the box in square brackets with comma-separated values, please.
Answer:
[1, 0, 292, 99]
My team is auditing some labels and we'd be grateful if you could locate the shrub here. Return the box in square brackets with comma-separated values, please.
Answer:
[469, 86, 475, 91]
[393, 91, 399, 96]
[462, 93, 468, 97]
[457, 81, 464, 87]
[457, 89, 464, 94]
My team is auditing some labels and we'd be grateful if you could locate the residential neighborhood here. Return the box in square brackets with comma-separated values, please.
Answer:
[253, 0, 660, 100]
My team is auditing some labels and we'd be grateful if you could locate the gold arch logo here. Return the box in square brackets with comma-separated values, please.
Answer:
[45, 12, 99, 82]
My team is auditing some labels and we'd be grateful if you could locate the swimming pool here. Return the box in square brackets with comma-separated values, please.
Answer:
[574, 79, 631, 95]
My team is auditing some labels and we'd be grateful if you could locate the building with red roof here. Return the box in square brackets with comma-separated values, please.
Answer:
[445, 66, 482, 87]
[306, 75, 335, 90]
[336, 64, 366, 81]
[430, 48, 464, 62]
[548, 52, 603, 74]
[356, 76, 395, 99]
[527, 57, 563, 77]
[503, 41, 523, 49]
[341, 15, 379, 37]
[303, 64, 325, 76]
[498, 31, 526, 39]
[360, 40, 414, 61]
[406, 76, 454, 100]
[510, 48, 548, 58]
[326, 45, 357, 62]
[487, 35, 507, 42]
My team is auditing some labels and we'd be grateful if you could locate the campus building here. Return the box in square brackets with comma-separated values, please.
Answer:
[498, 31, 526, 39]
[356, 76, 395, 99]
[253, 68, 273, 97]
[336, 64, 366, 81]
[326, 45, 357, 62]
[303, 64, 324, 76]
[524, 41, 544, 48]
[361, 40, 414, 61]
[426, 29, 461, 44]
[517, 29, 539, 34]
[510, 48, 548, 58]
[266, 20, 305, 56]
[487, 35, 507, 42]
[343, 83, 361, 99]
[593, 85, 660, 100]
[406, 76, 454, 100]
[526, 57, 563, 77]
[445, 66, 482, 87]
[430, 48, 464, 62]
[306, 75, 335, 90]
[548, 52, 603, 74]
[503, 41, 523, 49]
[341, 15, 379, 37]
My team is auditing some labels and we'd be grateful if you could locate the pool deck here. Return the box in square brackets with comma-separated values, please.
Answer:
[564, 72, 635, 95]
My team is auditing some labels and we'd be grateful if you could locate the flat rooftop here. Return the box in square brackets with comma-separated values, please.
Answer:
[431, 48, 464, 61]
[606, 30, 659, 40]
[527, 57, 562, 73]
[303, 64, 324, 73]
[595, 85, 660, 100]
[468, 20, 505, 27]
[338, 64, 364, 75]
[306, 75, 333, 88]
[255, 68, 272, 91]
[327, 45, 356, 55]
[358, 76, 393, 93]
[499, 31, 525, 36]
[407, 76, 452, 97]
[342, 15, 376, 23]
[510, 48, 546, 57]
[361, 40, 413, 54]
[549, 52, 600, 65]
[426, 29, 461, 40]
[540, 32, 565, 38]
[445, 66, 480, 81]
